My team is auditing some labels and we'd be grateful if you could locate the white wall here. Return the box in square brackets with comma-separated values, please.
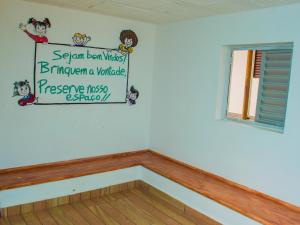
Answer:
[0, 0, 156, 169]
[151, 4, 300, 206]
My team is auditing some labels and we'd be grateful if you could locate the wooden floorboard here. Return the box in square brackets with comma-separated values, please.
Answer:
[93, 198, 135, 225]
[132, 189, 197, 225]
[138, 185, 220, 225]
[1, 188, 218, 225]
[83, 199, 120, 225]
[59, 205, 90, 225]
[8, 215, 27, 225]
[1, 150, 300, 224]
[35, 211, 58, 225]
[124, 191, 181, 225]
[50, 207, 78, 225]
[0, 218, 10, 225]
[102, 194, 155, 225]
[71, 202, 106, 225]
[113, 192, 165, 225]
[21, 213, 42, 225]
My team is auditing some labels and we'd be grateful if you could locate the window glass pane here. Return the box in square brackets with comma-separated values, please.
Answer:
[227, 50, 248, 119]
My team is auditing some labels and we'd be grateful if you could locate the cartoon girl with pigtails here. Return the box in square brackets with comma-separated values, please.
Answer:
[13, 80, 36, 106]
[19, 18, 51, 43]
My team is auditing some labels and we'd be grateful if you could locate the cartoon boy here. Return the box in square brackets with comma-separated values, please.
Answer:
[118, 30, 138, 54]
[126, 86, 139, 105]
[72, 33, 91, 46]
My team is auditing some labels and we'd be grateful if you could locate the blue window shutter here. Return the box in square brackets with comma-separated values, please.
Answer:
[255, 49, 292, 129]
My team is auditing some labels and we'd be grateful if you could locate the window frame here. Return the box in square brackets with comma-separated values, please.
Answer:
[223, 42, 293, 133]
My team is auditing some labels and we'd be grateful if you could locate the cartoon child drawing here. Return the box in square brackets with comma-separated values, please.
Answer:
[72, 33, 91, 46]
[126, 86, 139, 105]
[118, 30, 138, 55]
[13, 80, 36, 106]
[19, 18, 51, 43]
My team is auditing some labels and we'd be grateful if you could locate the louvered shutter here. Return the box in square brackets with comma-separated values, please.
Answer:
[253, 50, 262, 78]
[255, 49, 292, 129]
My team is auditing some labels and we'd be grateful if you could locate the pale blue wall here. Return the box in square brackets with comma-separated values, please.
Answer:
[1, 0, 300, 213]
[0, 0, 156, 169]
[151, 4, 300, 206]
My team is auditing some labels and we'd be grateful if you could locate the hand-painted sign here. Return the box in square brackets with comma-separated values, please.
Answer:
[34, 43, 129, 104]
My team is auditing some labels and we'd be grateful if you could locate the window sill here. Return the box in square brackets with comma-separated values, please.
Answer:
[223, 117, 284, 133]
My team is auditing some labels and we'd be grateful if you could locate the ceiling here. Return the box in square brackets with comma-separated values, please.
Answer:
[22, 0, 300, 24]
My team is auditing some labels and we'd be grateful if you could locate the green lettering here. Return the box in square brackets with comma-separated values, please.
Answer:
[37, 79, 48, 94]
[52, 50, 62, 61]
[38, 61, 50, 74]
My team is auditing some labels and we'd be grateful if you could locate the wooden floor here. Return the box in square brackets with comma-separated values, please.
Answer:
[0, 187, 219, 225]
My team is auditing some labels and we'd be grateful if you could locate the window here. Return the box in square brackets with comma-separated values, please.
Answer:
[226, 44, 293, 131]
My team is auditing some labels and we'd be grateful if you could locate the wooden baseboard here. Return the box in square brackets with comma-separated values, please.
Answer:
[0, 150, 148, 175]
[0, 149, 300, 224]
[149, 149, 297, 212]
[0, 149, 150, 190]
